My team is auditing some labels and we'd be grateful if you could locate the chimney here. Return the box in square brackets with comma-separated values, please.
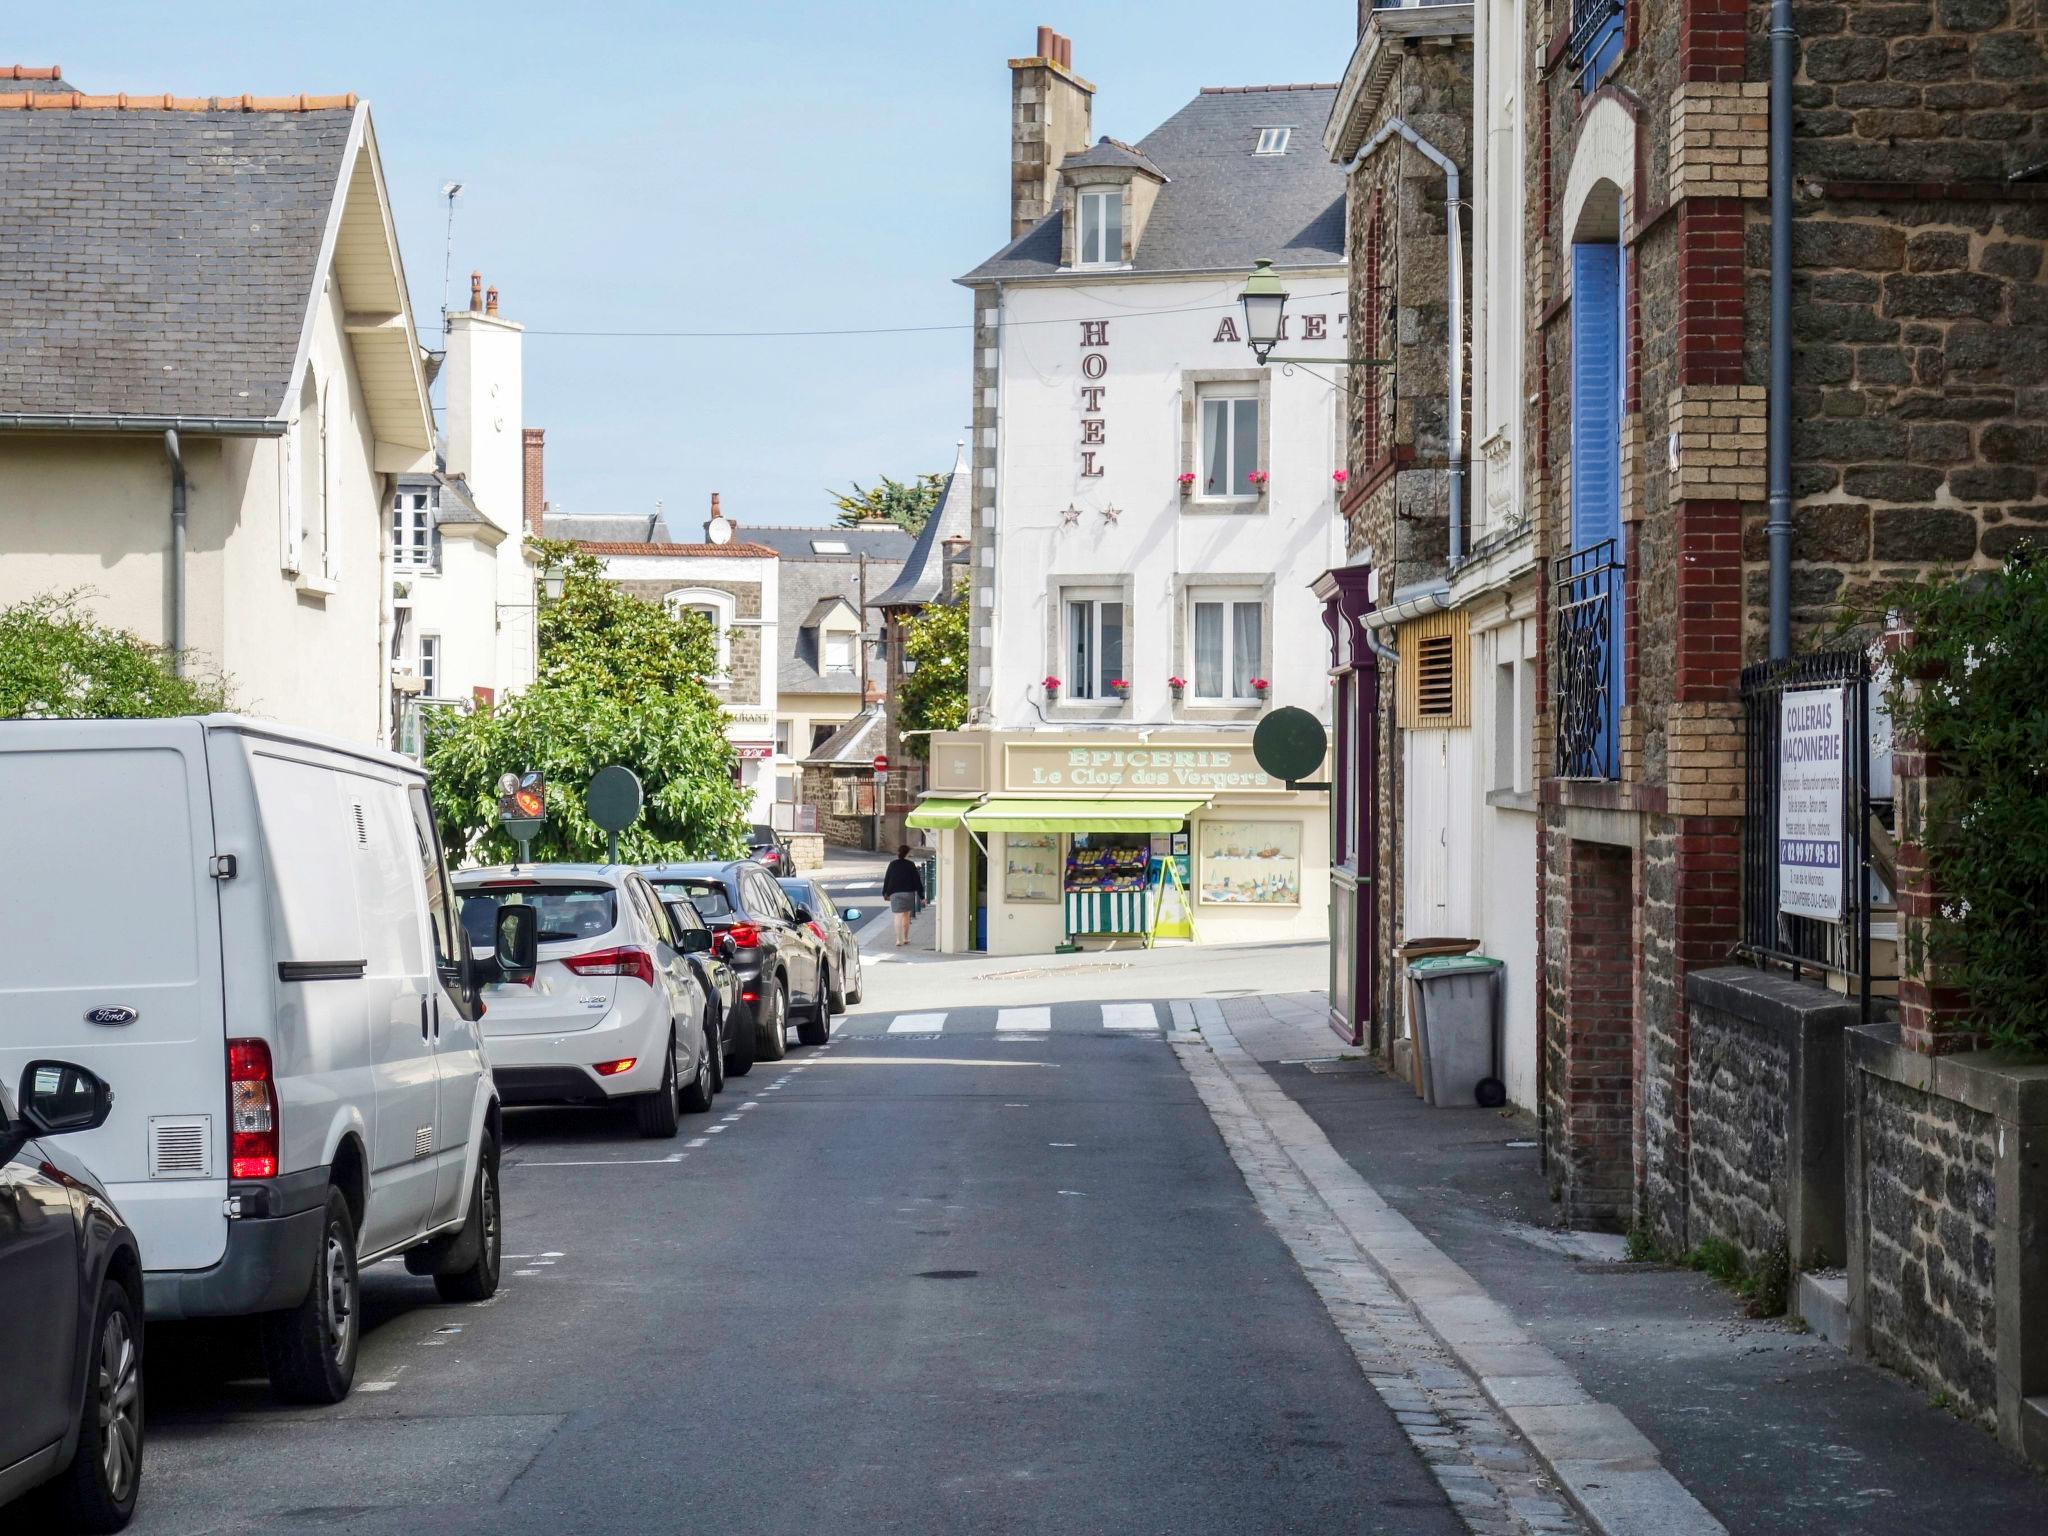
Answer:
[1009, 27, 1093, 239]
[445, 276, 525, 533]
[522, 427, 545, 535]
[940, 534, 971, 603]
[704, 491, 737, 544]
[469, 270, 483, 313]
[485, 284, 499, 316]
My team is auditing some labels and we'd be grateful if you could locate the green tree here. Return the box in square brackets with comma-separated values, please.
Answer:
[0, 591, 230, 719]
[424, 539, 752, 864]
[895, 598, 968, 760]
[830, 472, 944, 534]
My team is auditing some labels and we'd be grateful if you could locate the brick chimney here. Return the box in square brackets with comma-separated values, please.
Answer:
[1009, 27, 1093, 239]
[704, 491, 737, 544]
[522, 427, 546, 535]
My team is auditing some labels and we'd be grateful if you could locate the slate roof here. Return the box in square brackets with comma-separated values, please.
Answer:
[803, 706, 885, 767]
[0, 95, 360, 422]
[574, 541, 779, 559]
[960, 84, 1344, 282]
[545, 511, 675, 544]
[778, 555, 895, 697]
[870, 442, 971, 610]
[744, 523, 915, 562]
[6, 66, 76, 94]
[1061, 136, 1165, 180]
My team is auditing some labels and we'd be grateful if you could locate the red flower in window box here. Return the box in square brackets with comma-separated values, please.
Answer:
[1332, 468, 1349, 484]
[1247, 470, 1269, 488]
[1109, 678, 1131, 699]
[1167, 675, 1187, 697]
[1250, 677, 1271, 697]
[1042, 675, 1061, 700]
[1177, 472, 1196, 497]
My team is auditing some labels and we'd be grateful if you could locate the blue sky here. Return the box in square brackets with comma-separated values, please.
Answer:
[17, 2, 1350, 528]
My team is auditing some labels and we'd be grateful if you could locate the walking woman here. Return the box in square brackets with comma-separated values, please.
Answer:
[883, 844, 922, 947]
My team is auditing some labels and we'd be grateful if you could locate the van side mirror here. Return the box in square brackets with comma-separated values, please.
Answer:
[18, 1060, 114, 1138]
[495, 905, 539, 984]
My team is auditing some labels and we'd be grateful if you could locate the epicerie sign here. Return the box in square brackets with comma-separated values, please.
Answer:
[1778, 687, 1846, 922]
[1007, 743, 1278, 792]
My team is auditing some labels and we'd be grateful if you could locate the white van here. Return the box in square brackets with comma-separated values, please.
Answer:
[0, 715, 532, 1404]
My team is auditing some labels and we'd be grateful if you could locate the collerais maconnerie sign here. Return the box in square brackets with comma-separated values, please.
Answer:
[1006, 742, 1281, 793]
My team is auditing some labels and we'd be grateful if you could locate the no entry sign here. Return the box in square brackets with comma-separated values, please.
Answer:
[872, 753, 889, 775]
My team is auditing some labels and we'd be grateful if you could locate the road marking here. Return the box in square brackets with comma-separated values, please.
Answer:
[997, 1007, 1051, 1032]
[889, 1012, 947, 1033]
[1050, 1142, 1077, 1147]
[719, 1114, 741, 1123]
[738, 1101, 759, 1110]
[760, 1057, 1049, 1068]
[707, 1124, 728, 1133]
[517, 1157, 688, 1167]
[358, 1380, 397, 1393]
[1102, 1002, 1159, 1030]
[685, 1137, 708, 1148]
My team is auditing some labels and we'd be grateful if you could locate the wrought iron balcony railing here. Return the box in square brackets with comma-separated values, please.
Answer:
[1552, 539, 1624, 781]
[1567, 0, 1624, 67]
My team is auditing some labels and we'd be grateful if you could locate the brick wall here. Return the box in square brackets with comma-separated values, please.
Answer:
[1545, 835, 1637, 1226]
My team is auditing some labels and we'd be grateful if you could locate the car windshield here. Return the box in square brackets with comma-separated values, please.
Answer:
[652, 877, 738, 923]
[748, 825, 777, 845]
[459, 884, 617, 948]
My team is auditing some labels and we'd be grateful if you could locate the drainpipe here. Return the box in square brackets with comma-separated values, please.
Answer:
[1766, 0, 1797, 660]
[163, 430, 188, 675]
[1343, 117, 1466, 571]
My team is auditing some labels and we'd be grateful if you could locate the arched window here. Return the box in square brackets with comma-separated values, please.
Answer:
[665, 588, 735, 673]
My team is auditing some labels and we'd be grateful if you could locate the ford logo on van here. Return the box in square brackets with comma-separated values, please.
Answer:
[84, 1005, 139, 1027]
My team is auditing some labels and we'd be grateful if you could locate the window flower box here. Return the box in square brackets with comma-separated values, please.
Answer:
[1177, 472, 1196, 498]
[1168, 675, 1187, 699]
[1246, 470, 1269, 489]
[1042, 675, 1061, 702]
[1110, 678, 1131, 700]
[1250, 677, 1271, 698]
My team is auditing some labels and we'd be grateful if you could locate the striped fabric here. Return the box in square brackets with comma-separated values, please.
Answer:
[1066, 889, 1149, 935]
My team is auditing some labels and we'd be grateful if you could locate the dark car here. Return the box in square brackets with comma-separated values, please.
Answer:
[643, 862, 831, 1060]
[1, 1061, 145, 1532]
[744, 824, 794, 874]
[660, 894, 741, 1080]
[777, 877, 864, 1011]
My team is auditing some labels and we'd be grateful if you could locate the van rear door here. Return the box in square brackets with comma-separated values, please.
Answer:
[0, 721, 228, 1270]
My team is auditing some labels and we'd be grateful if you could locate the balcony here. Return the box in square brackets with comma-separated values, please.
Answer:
[1552, 540, 1623, 781]
[1567, 0, 1625, 79]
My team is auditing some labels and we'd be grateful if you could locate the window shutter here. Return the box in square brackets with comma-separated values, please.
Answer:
[1569, 243, 1623, 551]
[1397, 609, 1470, 728]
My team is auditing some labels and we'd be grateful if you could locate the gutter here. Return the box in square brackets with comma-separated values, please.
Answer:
[0, 413, 286, 435]
[164, 430, 188, 676]
[1766, 0, 1797, 660]
[1362, 582, 1451, 665]
[1343, 117, 1467, 571]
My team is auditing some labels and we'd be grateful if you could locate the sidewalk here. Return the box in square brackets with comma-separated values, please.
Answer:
[1186, 994, 2048, 1535]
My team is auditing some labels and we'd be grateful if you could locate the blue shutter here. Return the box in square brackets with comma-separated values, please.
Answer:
[1570, 243, 1625, 775]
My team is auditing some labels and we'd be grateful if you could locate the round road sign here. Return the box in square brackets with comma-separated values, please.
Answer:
[872, 753, 889, 775]
[1253, 707, 1329, 785]
[586, 764, 644, 834]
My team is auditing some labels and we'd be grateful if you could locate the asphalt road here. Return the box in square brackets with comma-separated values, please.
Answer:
[128, 1000, 1460, 1534]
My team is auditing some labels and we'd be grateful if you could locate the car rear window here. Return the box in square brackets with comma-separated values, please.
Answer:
[459, 884, 617, 948]
[651, 878, 737, 923]
[748, 825, 777, 844]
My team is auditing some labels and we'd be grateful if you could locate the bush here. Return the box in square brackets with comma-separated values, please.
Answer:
[1885, 547, 2048, 1052]
[0, 592, 229, 719]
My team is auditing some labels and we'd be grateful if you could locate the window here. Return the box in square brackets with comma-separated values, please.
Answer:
[392, 491, 435, 570]
[317, 384, 334, 581]
[407, 786, 459, 967]
[1066, 595, 1125, 701]
[810, 722, 837, 752]
[1199, 390, 1261, 500]
[666, 588, 735, 671]
[418, 634, 440, 701]
[1190, 596, 1263, 702]
[1254, 126, 1291, 155]
[823, 630, 855, 674]
[810, 539, 850, 554]
[775, 720, 793, 757]
[1076, 189, 1123, 267]
[1570, 0, 1625, 94]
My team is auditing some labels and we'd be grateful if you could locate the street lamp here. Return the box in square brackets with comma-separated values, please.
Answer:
[540, 563, 567, 602]
[1239, 258, 1290, 365]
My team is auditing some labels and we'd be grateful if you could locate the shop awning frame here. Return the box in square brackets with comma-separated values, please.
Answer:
[903, 795, 982, 830]
[962, 797, 1208, 835]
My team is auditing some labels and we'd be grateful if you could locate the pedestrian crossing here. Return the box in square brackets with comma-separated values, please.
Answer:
[854, 1002, 1164, 1037]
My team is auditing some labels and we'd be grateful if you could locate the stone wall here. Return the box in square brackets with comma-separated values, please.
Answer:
[610, 575, 764, 706]
[799, 765, 871, 849]
[1858, 1069, 1999, 1423]
[1690, 982, 1792, 1257]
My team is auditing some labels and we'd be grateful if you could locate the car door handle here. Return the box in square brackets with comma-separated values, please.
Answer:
[420, 995, 430, 1041]
[432, 994, 441, 1041]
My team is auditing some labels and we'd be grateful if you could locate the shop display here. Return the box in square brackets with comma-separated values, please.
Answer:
[1199, 819, 1301, 905]
[1064, 832, 1152, 935]
[1003, 834, 1059, 903]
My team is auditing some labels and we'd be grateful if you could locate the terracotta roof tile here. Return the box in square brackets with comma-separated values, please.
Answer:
[574, 541, 781, 559]
[0, 90, 357, 111]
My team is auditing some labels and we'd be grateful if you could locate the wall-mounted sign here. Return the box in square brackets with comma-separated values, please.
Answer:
[1005, 742, 1282, 793]
[1078, 320, 1108, 479]
[1778, 687, 1846, 922]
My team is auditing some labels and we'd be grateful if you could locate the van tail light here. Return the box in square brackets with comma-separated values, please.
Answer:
[227, 1038, 279, 1180]
[563, 946, 656, 987]
[724, 922, 762, 950]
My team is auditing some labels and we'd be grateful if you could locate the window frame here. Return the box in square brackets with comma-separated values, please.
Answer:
[1063, 590, 1127, 702]
[1186, 591, 1266, 705]
[392, 490, 437, 572]
[822, 629, 856, 675]
[1254, 126, 1291, 156]
[1197, 389, 1261, 503]
[665, 587, 735, 672]
[417, 633, 441, 701]
[1075, 188, 1123, 268]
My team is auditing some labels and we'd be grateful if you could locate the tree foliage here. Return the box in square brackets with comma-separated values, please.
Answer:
[1884, 546, 2048, 1051]
[0, 591, 230, 719]
[894, 597, 968, 760]
[424, 540, 752, 864]
[830, 472, 944, 534]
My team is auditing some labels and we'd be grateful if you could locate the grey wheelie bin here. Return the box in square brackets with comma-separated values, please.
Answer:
[1406, 954, 1505, 1108]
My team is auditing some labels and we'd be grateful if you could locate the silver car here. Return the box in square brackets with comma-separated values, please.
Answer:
[776, 878, 864, 1011]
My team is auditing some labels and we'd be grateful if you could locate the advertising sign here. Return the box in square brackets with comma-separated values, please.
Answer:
[1005, 741, 1281, 794]
[1778, 687, 1846, 922]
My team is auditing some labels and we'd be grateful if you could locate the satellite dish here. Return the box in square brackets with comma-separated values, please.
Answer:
[707, 517, 733, 545]
[1253, 707, 1329, 786]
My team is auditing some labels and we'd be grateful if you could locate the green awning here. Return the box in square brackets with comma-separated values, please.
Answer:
[903, 795, 982, 829]
[963, 797, 1206, 835]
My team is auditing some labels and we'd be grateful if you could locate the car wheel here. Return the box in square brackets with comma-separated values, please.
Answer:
[798, 968, 831, 1046]
[756, 979, 789, 1062]
[680, 1021, 715, 1113]
[704, 1003, 727, 1094]
[844, 955, 863, 1007]
[827, 963, 847, 1016]
[42, 1274, 143, 1532]
[261, 1187, 360, 1404]
[725, 996, 757, 1078]
[635, 1034, 683, 1138]
[434, 1132, 502, 1303]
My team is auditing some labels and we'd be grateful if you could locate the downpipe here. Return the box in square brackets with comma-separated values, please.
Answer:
[164, 429, 188, 675]
[1766, 0, 1797, 660]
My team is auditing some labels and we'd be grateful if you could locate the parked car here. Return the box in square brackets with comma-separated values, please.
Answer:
[455, 866, 715, 1137]
[777, 877, 864, 1010]
[642, 861, 831, 1057]
[660, 897, 741, 1084]
[0, 1061, 144, 1531]
[745, 823, 794, 874]
[0, 716, 518, 1407]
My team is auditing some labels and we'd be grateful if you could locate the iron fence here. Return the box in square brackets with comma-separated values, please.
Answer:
[1552, 539, 1623, 780]
[1740, 647, 1893, 1019]
[1567, 0, 1624, 66]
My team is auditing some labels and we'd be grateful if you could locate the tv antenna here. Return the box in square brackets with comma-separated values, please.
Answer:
[438, 181, 464, 338]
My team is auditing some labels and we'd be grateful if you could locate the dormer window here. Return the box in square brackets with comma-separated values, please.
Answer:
[1076, 189, 1123, 267]
[1254, 127, 1291, 156]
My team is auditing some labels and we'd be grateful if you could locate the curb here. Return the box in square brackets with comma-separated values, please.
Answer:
[1188, 1005, 1726, 1536]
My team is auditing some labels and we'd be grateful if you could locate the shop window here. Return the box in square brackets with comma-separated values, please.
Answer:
[1189, 595, 1264, 702]
[1198, 389, 1260, 501]
[1198, 819, 1301, 906]
[1003, 834, 1059, 903]
[1065, 594, 1125, 701]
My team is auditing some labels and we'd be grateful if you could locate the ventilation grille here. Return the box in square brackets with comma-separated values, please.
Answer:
[414, 1125, 433, 1159]
[1396, 609, 1471, 728]
[1415, 636, 1457, 718]
[350, 800, 370, 848]
[149, 1117, 212, 1179]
